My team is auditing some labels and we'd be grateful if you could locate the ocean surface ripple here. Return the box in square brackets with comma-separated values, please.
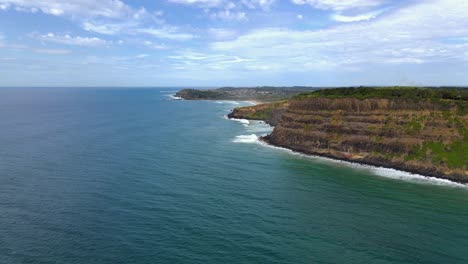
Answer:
[0, 88, 467, 264]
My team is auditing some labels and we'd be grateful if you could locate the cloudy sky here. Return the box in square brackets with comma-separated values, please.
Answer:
[0, 0, 467, 87]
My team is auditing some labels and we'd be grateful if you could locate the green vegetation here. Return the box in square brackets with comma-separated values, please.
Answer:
[229, 86, 467, 180]
[240, 104, 279, 120]
[243, 110, 268, 120]
[293, 87, 468, 101]
[176, 87, 318, 102]
[176, 89, 228, 99]
[406, 138, 468, 169]
[403, 117, 423, 134]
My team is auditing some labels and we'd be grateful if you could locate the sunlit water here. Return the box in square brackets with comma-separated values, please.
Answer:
[0, 88, 467, 264]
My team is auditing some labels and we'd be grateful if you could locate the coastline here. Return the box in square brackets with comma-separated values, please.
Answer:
[176, 88, 468, 186]
[257, 136, 468, 186]
[225, 113, 467, 186]
[246, 100, 263, 105]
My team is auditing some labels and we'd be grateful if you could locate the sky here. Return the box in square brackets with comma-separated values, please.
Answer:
[0, 0, 468, 87]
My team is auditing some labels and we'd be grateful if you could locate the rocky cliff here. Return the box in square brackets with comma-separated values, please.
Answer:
[229, 87, 468, 183]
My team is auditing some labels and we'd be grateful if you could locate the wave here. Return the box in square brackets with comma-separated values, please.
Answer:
[227, 111, 466, 188]
[230, 118, 250, 126]
[368, 167, 466, 187]
[167, 94, 183, 100]
[245, 121, 273, 133]
[233, 134, 259, 143]
[216, 101, 240, 105]
[245, 126, 273, 133]
[257, 140, 467, 188]
[231, 118, 274, 133]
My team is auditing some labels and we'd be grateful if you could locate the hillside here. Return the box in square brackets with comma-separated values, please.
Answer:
[229, 87, 468, 183]
[175, 87, 319, 102]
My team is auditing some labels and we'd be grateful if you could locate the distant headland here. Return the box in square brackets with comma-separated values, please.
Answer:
[175, 86, 320, 102]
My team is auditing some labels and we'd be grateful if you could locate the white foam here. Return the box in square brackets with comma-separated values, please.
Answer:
[368, 167, 467, 187]
[171, 96, 183, 100]
[256, 140, 467, 188]
[216, 101, 240, 105]
[226, 107, 466, 188]
[245, 121, 273, 133]
[245, 126, 273, 133]
[231, 118, 250, 125]
[166, 94, 183, 100]
[233, 134, 259, 143]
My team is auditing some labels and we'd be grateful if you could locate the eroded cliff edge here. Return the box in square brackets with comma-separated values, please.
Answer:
[229, 88, 468, 183]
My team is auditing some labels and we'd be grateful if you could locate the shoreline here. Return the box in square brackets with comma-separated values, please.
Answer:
[226, 115, 467, 186]
[174, 95, 467, 186]
[258, 136, 468, 186]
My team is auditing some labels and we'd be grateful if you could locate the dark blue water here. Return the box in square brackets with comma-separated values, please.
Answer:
[1, 88, 467, 264]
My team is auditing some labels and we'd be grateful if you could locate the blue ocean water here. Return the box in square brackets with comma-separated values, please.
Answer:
[0, 87, 467, 264]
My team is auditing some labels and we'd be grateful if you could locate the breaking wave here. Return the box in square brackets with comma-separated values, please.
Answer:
[167, 94, 183, 100]
[216, 101, 240, 105]
[257, 141, 467, 188]
[233, 134, 259, 143]
[230, 118, 250, 126]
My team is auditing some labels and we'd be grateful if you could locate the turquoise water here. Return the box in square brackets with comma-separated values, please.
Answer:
[0, 88, 467, 264]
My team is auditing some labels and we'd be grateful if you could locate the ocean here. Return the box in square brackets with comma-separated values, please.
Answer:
[0, 87, 467, 264]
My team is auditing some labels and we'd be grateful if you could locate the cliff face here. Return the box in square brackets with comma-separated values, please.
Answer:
[230, 94, 468, 183]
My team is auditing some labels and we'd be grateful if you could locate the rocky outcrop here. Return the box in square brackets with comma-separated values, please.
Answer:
[229, 88, 468, 183]
[227, 101, 288, 126]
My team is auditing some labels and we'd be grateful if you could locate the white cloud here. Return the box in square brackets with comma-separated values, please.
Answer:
[291, 0, 384, 11]
[210, 10, 247, 21]
[34, 33, 109, 46]
[292, 0, 387, 24]
[168, 0, 275, 21]
[0, 0, 146, 19]
[208, 0, 468, 72]
[136, 28, 195, 41]
[331, 9, 384, 22]
[0, 0, 195, 43]
[168, 50, 254, 70]
[241, 0, 276, 10]
[82, 22, 131, 35]
[168, 0, 224, 8]
[169, 0, 275, 9]
[209, 28, 237, 39]
[142, 40, 168, 49]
